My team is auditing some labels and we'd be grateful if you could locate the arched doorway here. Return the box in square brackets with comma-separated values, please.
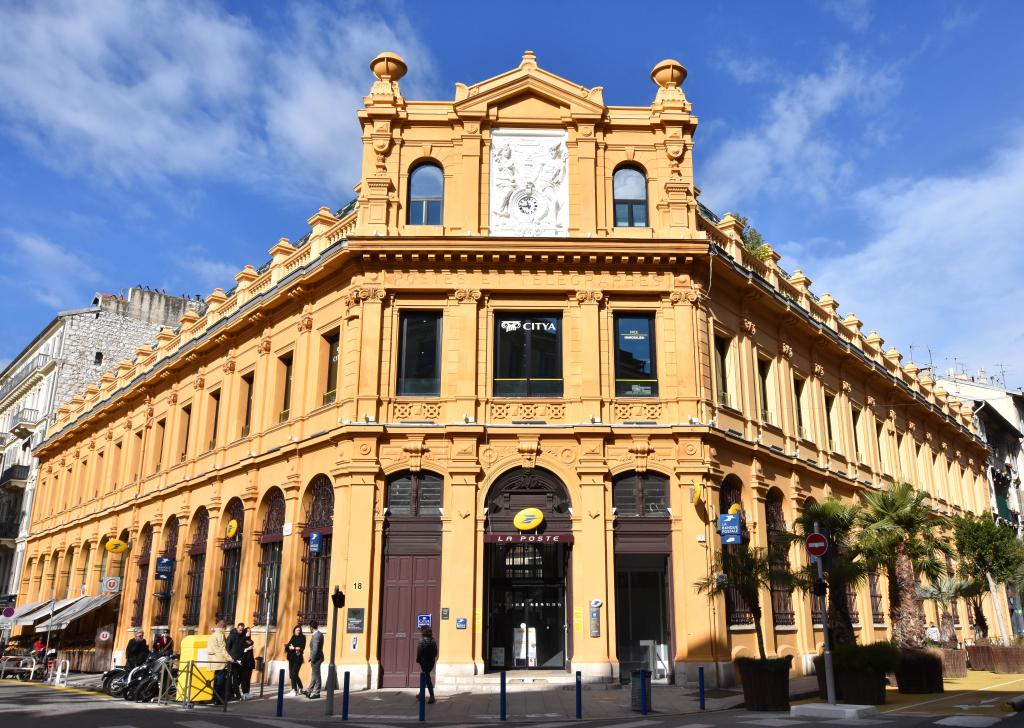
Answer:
[484, 467, 571, 672]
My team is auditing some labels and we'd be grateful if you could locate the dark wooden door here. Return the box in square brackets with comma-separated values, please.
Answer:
[380, 554, 441, 687]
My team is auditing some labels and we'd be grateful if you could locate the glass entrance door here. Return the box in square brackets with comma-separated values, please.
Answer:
[487, 544, 567, 670]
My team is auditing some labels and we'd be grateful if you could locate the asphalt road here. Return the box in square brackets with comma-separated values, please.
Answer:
[2, 681, 1024, 728]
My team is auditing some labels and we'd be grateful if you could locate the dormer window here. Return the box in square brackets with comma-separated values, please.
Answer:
[613, 166, 648, 227]
[408, 163, 443, 225]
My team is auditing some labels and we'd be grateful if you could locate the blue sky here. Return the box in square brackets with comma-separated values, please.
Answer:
[1, 0, 1022, 386]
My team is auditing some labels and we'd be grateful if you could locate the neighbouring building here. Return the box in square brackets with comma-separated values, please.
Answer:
[0, 288, 203, 646]
[15, 53, 994, 687]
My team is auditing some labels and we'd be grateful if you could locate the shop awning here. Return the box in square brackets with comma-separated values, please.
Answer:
[16, 597, 81, 626]
[35, 593, 118, 632]
[0, 600, 46, 629]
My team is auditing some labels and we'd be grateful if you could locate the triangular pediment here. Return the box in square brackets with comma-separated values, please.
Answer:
[453, 52, 605, 121]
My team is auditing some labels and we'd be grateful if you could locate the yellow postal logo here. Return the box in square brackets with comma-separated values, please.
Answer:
[105, 538, 129, 554]
[513, 507, 544, 531]
[225, 519, 239, 538]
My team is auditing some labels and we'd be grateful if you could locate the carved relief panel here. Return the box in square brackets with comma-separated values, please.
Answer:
[489, 129, 568, 237]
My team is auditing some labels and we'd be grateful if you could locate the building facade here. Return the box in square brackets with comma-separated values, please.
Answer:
[18, 53, 992, 687]
[0, 289, 202, 635]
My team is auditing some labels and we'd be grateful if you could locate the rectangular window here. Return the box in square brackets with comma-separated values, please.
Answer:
[824, 393, 837, 452]
[713, 334, 731, 407]
[152, 419, 165, 473]
[322, 331, 340, 405]
[240, 373, 254, 437]
[493, 313, 563, 397]
[95, 450, 103, 499]
[876, 421, 889, 474]
[757, 356, 773, 424]
[131, 430, 143, 481]
[179, 405, 192, 461]
[793, 376, 808, 440]
[614, 313, 658, 397]
[278, 353, 294, 422]
[398, 312, 442, 396]
[208, 389, 221, 451]
[111, 441, 122, 489]
[852, 406, 863, 462]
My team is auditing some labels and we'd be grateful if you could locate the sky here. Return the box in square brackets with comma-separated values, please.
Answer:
[1, 0, 1022, 387]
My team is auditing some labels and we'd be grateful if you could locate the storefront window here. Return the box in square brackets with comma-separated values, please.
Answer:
[612, 471, 668, 517]
[494, 313, 562, 397]
[614, 313, 658, 397]
[398, 312, 442, 396]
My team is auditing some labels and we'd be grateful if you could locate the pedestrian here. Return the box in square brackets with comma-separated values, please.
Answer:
[125, 630, 149, 668]
[238, 627, 255, 699]
[154, 629, 174, 655]
[415, 626, 438, 704]
[32, 637, 45, 660]
[285, 625, 306, 697]
[227, 622, 246, 699]
[305, 621, 324, 698]
[926, 622, 941, 643]
[207, 620, 236, 705]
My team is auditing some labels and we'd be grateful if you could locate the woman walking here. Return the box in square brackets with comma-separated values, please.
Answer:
[285, 625, 306, 696]
[238, 627, 255, 699]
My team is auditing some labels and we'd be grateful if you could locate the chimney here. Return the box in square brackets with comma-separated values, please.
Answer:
[978, 368, 988, 384]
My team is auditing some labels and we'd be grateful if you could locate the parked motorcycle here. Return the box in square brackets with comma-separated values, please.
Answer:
[101, 664, 128, 697]
[130, 653, 177, 702]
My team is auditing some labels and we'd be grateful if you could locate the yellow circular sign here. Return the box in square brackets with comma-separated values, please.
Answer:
[105, 538, 129, 554]
[225, 519, 239, 538]
[513, 507, 544, 531]
[691, 482, 703, 505]
[728, 503, 742, 515]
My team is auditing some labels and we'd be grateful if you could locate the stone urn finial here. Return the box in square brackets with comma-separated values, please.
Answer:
[651, 58, 687, 89]
[370, 51, 407, 82]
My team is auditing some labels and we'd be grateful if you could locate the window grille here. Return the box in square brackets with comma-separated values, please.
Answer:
[131, 525, 153, 627]
[182, 509, 209, 627]
[612, 471, 668, 517]
[766, 490, 795, 626]
[298, 475, 333, 625]
[217, 499, 245, 624]
[153, 517, 179, 625]
[254, 489, 285, 626]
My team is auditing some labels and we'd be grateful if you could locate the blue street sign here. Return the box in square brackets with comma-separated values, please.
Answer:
[309, 532, 322, 555]
[417, 613, 432, 629]
[719, 513, 742, 545]
[456, 618, 468, 630]
[154, 557, 175, 581]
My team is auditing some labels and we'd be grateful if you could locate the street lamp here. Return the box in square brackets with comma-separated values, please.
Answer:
[325, 585, 345, 716]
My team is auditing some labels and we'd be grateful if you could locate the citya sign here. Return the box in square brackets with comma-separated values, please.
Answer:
[513, 508, 544, 531]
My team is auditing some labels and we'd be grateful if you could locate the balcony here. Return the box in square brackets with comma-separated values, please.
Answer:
[0, 464, 30, 490]
[10, 408, 40, 437]
[0, 354, 51, 406]
[0, 519, 17, 543]
[0, 432, 13, 448]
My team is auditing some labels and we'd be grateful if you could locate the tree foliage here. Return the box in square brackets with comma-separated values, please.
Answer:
[735, 214, 771, 261]
[952, 512, 1024, 584]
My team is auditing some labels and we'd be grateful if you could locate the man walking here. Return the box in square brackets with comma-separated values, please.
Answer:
[305, 621, 324, 698]
[415, 627, 438, 704]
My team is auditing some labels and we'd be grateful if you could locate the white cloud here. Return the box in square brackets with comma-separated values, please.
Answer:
[0, 231, 102, 310]
[0, 0, 437, 197]
[795, 130, 1024, 383]
[699, 50, 898, 210]
[716, 52, 770, 84]
[824, 0, 872, 32]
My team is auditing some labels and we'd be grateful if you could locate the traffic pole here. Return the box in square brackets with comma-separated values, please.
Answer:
[814, 522, 837, 705]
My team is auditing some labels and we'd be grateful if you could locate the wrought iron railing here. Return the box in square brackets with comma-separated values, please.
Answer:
[11, 408, 40, 429]
[0, 464, 30, 487]
[0, 520, 19, 539]
[0, 354, 50, 403]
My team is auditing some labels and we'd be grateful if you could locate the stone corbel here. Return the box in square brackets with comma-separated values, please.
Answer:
[517, 439, 542, 469]
[574, 289, 603, 304]
[629, 439, 655, 472]
[297, 304, 314, 333]
[453, 289, 481, 303]
[345, 286, 387, 309]
[402, 439, 428, 473]
[258, 328, 272, 356]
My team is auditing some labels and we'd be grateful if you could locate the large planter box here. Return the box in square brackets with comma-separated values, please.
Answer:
[991, 646, 1024, 674]
[895, 649, 944, 694]
[940, 649, 967, 679]
[967, 644, 993, 671]
[836, 669, 887, 705]
[812, 655, 844, 700]
[736, 656, 793, 712]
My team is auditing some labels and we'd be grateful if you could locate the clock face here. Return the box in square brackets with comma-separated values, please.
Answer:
[517, 195, 538, 215]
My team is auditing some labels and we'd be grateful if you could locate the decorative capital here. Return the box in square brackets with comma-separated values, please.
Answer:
[741, 318, 756, 337]
[841, 380, 852, 394]
[258, 328, 272, 356]
[888, 408, 896, 421]
[925, 431, 933, 442]
[669, 289, 698, 305]
[517, 439, 542, 469]
[780, 342, 794, 359]
[454, 288, 481, 302]
[574, 289, 603, 304]
[345, 286, 387, 308]
[813, 363, 825, 378]
[866, 395, 876, 407]
[297, 305, 314, 333]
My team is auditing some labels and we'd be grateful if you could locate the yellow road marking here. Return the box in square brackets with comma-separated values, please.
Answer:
[880, 676, 1024, 715]
[0, 681, 110, 698]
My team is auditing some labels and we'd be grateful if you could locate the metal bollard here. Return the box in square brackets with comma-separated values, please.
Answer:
[342, 671, 350, 720]
[698, 666, 706, 711]
[276, 668, 285, 717]
[575, 670, 582, 719]
[640, 669, 649, 716]
[500, 670, 507, 721]
[418, 671, 426, 722]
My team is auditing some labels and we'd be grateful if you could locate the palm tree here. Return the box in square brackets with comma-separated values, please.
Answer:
[695, 545, 792, 660]
[788, 497, 865, 647]
[917, 576, 969, 646]
[859, 482, 952, 649]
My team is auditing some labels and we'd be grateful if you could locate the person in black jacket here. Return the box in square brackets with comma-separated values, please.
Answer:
[285, 625, 306, 696]
[227, 622, 246, 699]
[415, 627, 438, 703]
[238, 627, 256, 699]
[125, 631, 149, 668]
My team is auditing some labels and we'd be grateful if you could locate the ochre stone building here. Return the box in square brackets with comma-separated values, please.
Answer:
[18, 52, 992, 688]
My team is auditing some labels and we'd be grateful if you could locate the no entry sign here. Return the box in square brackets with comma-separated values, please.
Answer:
[805, 533, 829, 557]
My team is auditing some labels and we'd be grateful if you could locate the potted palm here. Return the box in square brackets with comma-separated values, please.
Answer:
[831, 642, 900, 705]
[860, 482, 950, 693]
[695, 545, 793, 711]
[917, 577, 968, 678]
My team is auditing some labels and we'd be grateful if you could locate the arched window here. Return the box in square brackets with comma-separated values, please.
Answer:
[77, 542, 92, 596]
[154, 516, 179, 626]
[254, 489, 286, 626]
[217, 499, 245, 623]
[299, 475, 334, 625]
[766, 489, 794, 626]
[182, 508, 209, 627]
[613, 166, 648, 227]
[407, 163, 444, 225]
[131, 525, 153, 628]
[612, 471, 669, 517]
[59, 546, 75, 599]
[719, 475, 753, 625]
[387, 471, 443, 517]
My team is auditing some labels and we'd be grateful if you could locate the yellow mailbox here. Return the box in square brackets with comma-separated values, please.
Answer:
[177, 634, 215, 703]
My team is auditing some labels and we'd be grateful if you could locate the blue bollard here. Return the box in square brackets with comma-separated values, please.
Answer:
[698, 666, 706, 711]
[640, 669, 648, 716]
[276, 668, 286, 717]
[419, 670, 426, 722]
[500, 670, 507, 721]
[575, 670, 582, 719]
[342, 671, 350, 720]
